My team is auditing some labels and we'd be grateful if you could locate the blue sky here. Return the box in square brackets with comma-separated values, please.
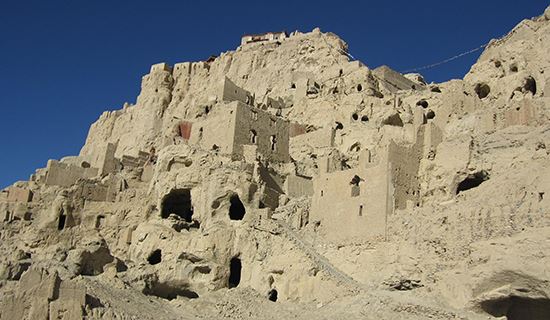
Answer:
[0, 0, 548, 188]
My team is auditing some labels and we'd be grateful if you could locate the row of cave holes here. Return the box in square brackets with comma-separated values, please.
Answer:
[161, 189, 246, 222]
[146, 253, 278, 302]
[475, 76, 536, 100]
[351, 113, 369, 123]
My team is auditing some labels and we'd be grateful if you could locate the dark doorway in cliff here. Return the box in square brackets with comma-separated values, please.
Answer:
[228, 257, 242, 288]
[268, 289, 278, 302]
[480, 296, 550, 320]
[229, 194, 246, 220]
[524, 76, 537, 95]
[147, 249, 162, 265]
[161, 189, 193, 222]
[456, 171, 489, 194]
[58, 211, 66, 230]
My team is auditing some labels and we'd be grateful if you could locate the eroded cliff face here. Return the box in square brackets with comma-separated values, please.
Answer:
[1, 7, 550, 320]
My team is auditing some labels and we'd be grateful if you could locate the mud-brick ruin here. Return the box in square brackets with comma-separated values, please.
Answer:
[2, 6, 550, 320]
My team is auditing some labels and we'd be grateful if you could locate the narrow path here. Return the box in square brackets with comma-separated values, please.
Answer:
[273, 219, 364, 292]
[272, 219, 476, 319]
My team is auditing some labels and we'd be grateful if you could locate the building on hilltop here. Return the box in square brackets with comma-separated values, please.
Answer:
[241, 31, 288, 45]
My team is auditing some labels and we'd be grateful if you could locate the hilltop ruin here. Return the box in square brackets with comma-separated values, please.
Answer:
[1, 6, 550, 320]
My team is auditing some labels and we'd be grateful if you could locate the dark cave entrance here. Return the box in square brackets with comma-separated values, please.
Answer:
[456, 171, 489, 194]
[147, 249, 162, 265]
[481, 296, 550, 320]
[475, 83, 491, 99]
[161, 189, 193, 222]
[58, 210, 66, 230]
[228, 257, 242, 288]
[229, 194, 246, 220]
[268, 289, 278, 302]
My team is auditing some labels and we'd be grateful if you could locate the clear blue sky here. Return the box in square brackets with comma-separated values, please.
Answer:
[0, 0, 547, 188]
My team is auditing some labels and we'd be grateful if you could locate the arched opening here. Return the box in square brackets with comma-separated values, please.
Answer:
[147, 249, 162, 265]
[229, 194, 246, 220]
[351, 113, 359, 121]
[58, 211, 66, 231]
[523, 76, 536, 95]
[268, 289, 278, 302]
[475, 83, 491, 99]
[361, 115, 369, 122]
[335, 121, 343, 130]
[356, 84, 362, 92]
[81, 161, 91, 168]
[161, 189, 193, 222]
[290, 83, 296, 89]
[359, 205, 363, 216]
[249, 130, 257, 144]
[456, 171, 489, 194]
[228, 257, 241, 288]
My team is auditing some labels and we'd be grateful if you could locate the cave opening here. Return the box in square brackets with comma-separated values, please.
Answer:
[456, 171, 489, 194]
[426, 110, 436, 120]
[480, 296, 550, 320]
[475, 83, 491, 99]
[161, 189, 193, 222]
[147, 249, 162, 265]
[229, 194, 246, 220]
[416, 99, 429, 108]
[58, 211, 66, 230]
[228, 257, 242, 288]
[268, 289, 278, 302]
[523, 76, 536, 95]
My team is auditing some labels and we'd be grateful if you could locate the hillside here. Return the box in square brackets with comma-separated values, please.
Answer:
[1, 6, 550, 320]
